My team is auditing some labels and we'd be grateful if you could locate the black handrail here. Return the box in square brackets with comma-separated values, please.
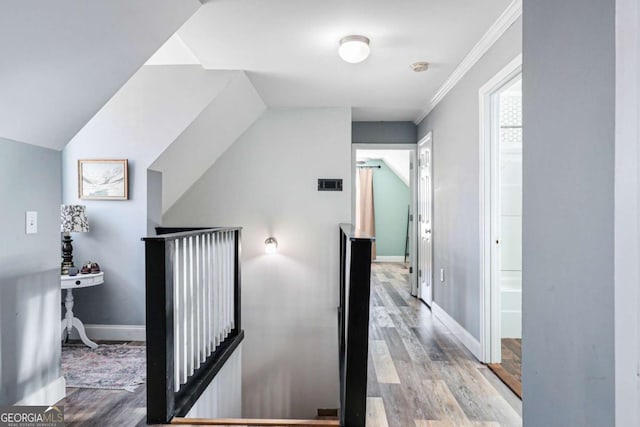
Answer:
[143, 227, 243, 424]
[338, 224, 374, 427]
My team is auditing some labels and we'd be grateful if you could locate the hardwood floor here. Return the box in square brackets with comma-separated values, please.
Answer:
[57, 266, 522, 426]
[367, 263, 522, 427]
[487, 339, 522, 399]
[57, 340, 148, 427]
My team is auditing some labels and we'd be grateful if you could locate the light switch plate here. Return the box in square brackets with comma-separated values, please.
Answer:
[26, 211, 38, 234]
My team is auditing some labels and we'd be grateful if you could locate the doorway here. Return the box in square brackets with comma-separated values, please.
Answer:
[352, 144, 418, 296]
[480, 55, 523, 398]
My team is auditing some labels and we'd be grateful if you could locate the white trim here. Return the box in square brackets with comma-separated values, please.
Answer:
[432, 303, 482, 360]
[373, 256, 405, 263]
[68, 324, 146, 342]
[615, 0, 640, 424]
[414, 0, 522, 124]
[478, 56, 522, 364]
[15, 376, 66, 406]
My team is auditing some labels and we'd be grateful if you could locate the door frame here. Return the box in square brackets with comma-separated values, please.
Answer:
[351, 143, 418, 296]
[615, 0, 640, 424]
[417, 132, 434, 306]
[479, 54, 522, 364]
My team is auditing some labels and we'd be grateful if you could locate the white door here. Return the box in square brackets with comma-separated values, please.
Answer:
[418, 133, 433, 306]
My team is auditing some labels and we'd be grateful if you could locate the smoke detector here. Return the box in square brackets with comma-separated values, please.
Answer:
[411, 61, 430, 72]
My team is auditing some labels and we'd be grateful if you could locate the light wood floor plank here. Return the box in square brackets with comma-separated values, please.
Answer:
[370, 340, 401, 384]
[366, 397, 389, 427]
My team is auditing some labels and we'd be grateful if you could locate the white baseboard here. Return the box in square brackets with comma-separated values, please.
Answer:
[432, 303, 482, 360]
[16, 376, 66, 406]
[68, 324, 146, 342]
[373, 256, 406, 263]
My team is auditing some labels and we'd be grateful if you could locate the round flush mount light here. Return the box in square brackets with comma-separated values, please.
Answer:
[411, 61, 430, 72]
[339, 35, 370, 64]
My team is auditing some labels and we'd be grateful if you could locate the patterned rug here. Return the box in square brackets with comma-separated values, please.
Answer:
[61, 344, 146, 392]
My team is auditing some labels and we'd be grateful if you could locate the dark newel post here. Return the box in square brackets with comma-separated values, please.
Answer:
[145, 239, 175, 424]
[234, 229, 242, 334]
[343, 238, 372, 427]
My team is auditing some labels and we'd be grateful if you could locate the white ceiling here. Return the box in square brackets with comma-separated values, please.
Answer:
[0, 1, 200, 149]
[176, 0, 512, 121]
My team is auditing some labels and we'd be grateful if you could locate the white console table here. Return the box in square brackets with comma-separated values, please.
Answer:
[61, 271, 104, 349]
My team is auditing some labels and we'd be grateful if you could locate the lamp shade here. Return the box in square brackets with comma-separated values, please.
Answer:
[61, 205, 89, 233]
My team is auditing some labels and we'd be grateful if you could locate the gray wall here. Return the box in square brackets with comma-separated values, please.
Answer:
[0, 138, 62, 405]
[165, 108, 351, 419]
[417, 18, 522, 339]
[352, 121, 417, 144]
[522, 1, 615, 425]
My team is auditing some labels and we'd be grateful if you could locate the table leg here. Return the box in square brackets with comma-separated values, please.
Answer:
[72, 317, 98, 349]
[62, 288, 98, 349]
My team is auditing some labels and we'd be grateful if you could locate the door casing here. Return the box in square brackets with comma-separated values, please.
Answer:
[479, 54, 522, 364]
[351, 143, 418, 296]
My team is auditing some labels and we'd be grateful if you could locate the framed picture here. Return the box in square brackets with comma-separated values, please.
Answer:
[78, 159, 129, 200]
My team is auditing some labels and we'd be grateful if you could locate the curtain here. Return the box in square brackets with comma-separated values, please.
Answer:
[356, 168, 376, 259]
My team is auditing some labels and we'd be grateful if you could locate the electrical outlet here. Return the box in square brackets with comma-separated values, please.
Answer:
[440, 268, 445, 282]
[26, 211, 38, 234]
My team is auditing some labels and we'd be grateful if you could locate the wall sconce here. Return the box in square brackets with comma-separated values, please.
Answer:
[265, 237, 278, 254]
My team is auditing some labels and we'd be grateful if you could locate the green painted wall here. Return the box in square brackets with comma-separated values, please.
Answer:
[365, 159, 410, 257]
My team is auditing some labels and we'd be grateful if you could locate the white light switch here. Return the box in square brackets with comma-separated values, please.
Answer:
[440, 268, 445, 282]
[25, 211, 38, 234]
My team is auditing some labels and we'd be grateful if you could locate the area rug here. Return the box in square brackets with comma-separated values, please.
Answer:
[61, 344, 146, 392]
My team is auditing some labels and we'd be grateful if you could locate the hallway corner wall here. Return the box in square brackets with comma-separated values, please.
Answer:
[522, 0, 615, 425]
[0, 138, 63, 405]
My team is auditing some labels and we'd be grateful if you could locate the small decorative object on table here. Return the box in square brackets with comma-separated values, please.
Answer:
[80, 262, 101, 274]
[60, 205, 89, 275]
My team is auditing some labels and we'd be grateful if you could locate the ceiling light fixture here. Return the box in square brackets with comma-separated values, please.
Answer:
[411, 62, 430, 72]
[339, 35, 370, 64]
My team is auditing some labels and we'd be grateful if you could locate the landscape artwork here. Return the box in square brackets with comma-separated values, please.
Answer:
[78, 159, 129, 200]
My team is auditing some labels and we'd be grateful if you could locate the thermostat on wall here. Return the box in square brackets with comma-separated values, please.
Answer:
[318, 179, 343, 191]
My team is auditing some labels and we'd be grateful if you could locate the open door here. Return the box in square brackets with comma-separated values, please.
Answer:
[418, 132, 433, 306]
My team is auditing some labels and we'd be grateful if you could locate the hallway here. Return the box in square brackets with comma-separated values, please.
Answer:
[366, 263, 522, 427]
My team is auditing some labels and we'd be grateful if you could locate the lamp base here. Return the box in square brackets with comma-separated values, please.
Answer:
[61, 234, 74, 275]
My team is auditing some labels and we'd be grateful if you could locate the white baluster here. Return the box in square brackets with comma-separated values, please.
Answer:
[203, 233, 210, 358]
[188, 235, 195, 378]
[174, 239, 181, 391]
[217, 233, 223, 344]
[181, 237, 188, 385]
[195, 234, 202, 365]
[208, 233, 214, 353]
[230, 232, 235, 330]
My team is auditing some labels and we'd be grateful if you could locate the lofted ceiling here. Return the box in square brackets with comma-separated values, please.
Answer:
[175, 0, 513, 122]
[0, 0, 200, 150]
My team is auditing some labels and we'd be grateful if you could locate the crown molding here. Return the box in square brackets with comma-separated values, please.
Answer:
[414, 0, 522, 124]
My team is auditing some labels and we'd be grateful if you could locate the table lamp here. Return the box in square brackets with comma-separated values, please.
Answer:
[60, 205, 89, 275]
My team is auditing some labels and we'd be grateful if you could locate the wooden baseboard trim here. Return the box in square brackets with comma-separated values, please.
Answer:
[487, 363, 522, 399]
[172, 418, 340, 426]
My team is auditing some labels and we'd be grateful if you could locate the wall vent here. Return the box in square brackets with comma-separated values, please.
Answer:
[317, 179, 343, 191]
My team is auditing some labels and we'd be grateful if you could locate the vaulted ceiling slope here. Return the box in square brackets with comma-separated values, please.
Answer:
[0, 0, 201, 150]
[176, 0, 512, 121]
